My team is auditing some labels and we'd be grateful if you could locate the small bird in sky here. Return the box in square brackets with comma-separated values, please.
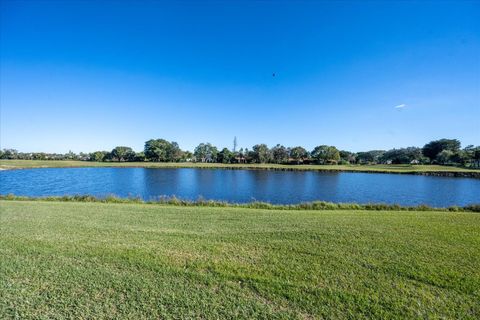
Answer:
[272, 73, 276, 77]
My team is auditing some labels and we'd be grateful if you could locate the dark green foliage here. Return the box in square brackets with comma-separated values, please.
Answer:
[109, 146, 135, 162]
[251, 144, 272, 163]
[339, 150, 356, 164]
[218, 148, 234, 164]
[311, 145, 340, 164]
[2, 149, 19, 159]
[436, 149, 455, 164]
[356, 150, 385, 164]
[194, 143, 218, 162]
[289, 146, 308, 164]
[144, 139, 181, 162]
[89, 151, 109, 162]
[464, 204, 480, 212]
[271, 144, 289, 164]
[134, 151, 146, 162]
[422, 139, 461, 161]
[380, 147, 425, 164]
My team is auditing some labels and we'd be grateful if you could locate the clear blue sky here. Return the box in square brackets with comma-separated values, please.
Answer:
[1, 1, 479, 153]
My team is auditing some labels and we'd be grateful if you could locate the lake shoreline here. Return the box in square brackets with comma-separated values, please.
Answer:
[1, 160, 479, 178]
[1, 195, 479, 212]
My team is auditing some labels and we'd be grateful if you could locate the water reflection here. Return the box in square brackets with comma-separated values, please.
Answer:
[1, 167, 479, 207]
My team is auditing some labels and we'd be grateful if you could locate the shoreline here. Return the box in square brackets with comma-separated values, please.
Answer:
[1, 195, 479, 212]
[1, 160, 479, 178]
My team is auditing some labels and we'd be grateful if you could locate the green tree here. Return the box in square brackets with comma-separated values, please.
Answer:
[110, 146, 135, 162]
[235, 148, 246, 163]
[289, 146, 308, 164]
[32, 153, 47, 160]
[311, 145, 340, 164]
[251, 144, 272, 163]
[339, 150, 356, 164]
[436, 150, 455, 164]
[218, 148, 234, 164]
[180, 151, 193, 162]
[380, 147, 424, 164]
[271, 144, 289, 164]
[144, 139, 181, 162]
[65, 150, 78, 160]
[90, 151, 108, 162]
[194, 143, 218, 162]
[1, 149, 18, 159]
[473, 148, 480, 168]
[134, 152, 146, 162]
[422, 139, 461, 162]
[356, 150, 385, 164]
[460, 145, 480, 167]
[168, 142, 182, 162]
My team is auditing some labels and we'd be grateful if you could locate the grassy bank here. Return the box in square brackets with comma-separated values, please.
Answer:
[1, 201, 479, 319]
[2, 194, 479, 212]
[1, 159, 479, 177]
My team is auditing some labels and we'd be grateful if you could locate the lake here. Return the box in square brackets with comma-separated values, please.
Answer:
[1, 167, 479, 207]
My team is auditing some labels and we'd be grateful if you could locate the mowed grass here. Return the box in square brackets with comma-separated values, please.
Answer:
[1, 201, 479, 319]
[1, 159, 479, 174]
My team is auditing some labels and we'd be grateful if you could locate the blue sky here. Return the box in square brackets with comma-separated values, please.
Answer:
[1, 1, 479, 153]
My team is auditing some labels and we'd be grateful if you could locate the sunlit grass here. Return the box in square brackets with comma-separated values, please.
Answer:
[1, 200, 479, 318]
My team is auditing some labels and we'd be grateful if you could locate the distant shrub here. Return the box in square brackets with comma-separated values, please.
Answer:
[464, 204, 480, 212]
[249, 202, 274, 209]
[447, 206, 461, 212]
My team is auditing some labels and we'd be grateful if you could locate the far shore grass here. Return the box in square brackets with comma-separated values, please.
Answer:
[1, 159, 479, 175]
[1, 200, 479, 319]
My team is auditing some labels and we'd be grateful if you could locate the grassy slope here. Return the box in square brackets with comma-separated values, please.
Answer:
[1, 201, 479, 319]
[1, 159, 479, 174]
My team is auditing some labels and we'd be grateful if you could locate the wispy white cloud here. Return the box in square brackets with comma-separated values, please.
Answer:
[394, 104, 406, 109]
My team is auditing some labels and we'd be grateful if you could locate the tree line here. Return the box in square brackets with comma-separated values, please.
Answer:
[1, 138, 479, 167]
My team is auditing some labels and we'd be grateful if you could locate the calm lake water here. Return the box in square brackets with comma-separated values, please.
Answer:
[1, 168, 479, 207]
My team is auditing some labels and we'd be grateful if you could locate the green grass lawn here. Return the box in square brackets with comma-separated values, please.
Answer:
[1, 201, 479, 319]
[1, 159, 479, 175]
